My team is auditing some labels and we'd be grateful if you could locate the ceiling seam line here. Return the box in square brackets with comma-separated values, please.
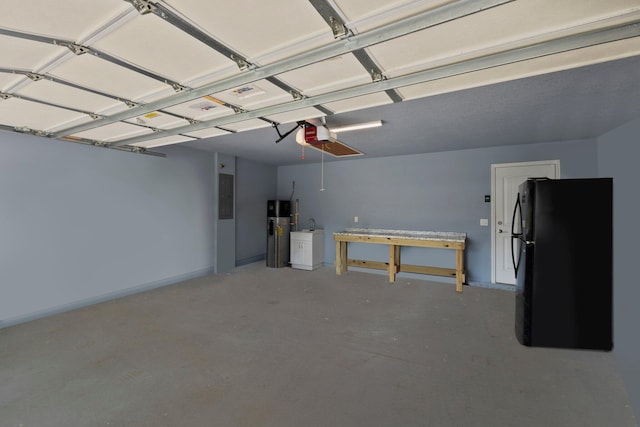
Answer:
[57, 135, 167, 156]
[2, 121, 163, 156]
[107, 21, 640, 147]
[50, 0, 514, 138]
[150, 109, 198, 124]
[0, 66, 139, 107]
[0, 92, 100, 117]
[0, 27, 188, 91]
[0, 68, 211, 129]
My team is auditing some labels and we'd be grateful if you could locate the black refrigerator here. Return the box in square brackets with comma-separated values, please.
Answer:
[512, 178, 613, 351]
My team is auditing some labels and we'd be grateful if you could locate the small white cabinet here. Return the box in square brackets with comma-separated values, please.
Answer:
[290, 230, 324, 270]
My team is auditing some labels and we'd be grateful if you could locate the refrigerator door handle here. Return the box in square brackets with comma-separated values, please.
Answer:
[511, 192, 522, 238]
[511, 236, 518, 276]
[511, 193, 522, 277]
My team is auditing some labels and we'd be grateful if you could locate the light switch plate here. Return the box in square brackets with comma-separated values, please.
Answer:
[480, 218, 489, 226]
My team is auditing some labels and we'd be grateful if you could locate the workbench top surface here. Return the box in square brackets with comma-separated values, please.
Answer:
[333, 228, 466, 243]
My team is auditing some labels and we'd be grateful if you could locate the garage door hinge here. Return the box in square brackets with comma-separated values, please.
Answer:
[290, 90, 304, 101]
[129, 0, 157, 15]
[26, 72, 46, 82]
[230, 54, 252, 71]
[170, 82, 187, 92]
[330, 17, 348, 39]
[371, 70, 385, 82]
[63, 43, 90, 55]
[123, 100, 139, 108]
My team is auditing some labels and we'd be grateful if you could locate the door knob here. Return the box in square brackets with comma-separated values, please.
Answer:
[498, 229, 504, 233]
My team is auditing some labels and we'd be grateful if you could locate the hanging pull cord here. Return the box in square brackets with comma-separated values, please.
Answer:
[320, 146, 325, 191]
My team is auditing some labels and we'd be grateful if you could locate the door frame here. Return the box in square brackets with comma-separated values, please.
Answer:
[490, 160, 560, 284]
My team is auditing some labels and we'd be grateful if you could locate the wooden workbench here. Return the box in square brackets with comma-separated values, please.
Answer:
[333, 228, 467, 292]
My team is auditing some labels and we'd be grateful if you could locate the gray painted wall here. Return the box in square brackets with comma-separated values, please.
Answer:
[0, 135, 218, 327]
[277, 139, 598, 283]
[235, 158, 277, 265]
[597, 118, 640, 420]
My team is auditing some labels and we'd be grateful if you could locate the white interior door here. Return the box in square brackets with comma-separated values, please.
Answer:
[492, 160, 560, 284]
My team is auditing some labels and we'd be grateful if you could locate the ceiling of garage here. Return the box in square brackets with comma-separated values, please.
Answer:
[1, 0, 639, 165]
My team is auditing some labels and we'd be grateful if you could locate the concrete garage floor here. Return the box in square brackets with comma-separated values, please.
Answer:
[0, 263, 636, 427]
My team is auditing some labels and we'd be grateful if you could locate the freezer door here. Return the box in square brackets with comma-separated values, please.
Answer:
[528, 178, 613, 350]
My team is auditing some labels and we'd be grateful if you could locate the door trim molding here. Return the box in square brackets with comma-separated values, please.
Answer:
[490, 160, 560, 284]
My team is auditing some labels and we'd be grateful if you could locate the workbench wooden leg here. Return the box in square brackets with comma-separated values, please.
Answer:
[342, 242, 348, 273]
[389, 244, 398, 283]
[336, 241, 348, 275]
[456, 248, 464, 293]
